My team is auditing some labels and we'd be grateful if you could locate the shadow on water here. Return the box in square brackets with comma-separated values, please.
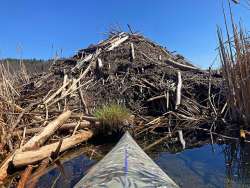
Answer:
[29, 141, 250, 188]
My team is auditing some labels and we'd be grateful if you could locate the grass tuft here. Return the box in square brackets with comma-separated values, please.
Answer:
[94, 103, 131, 135]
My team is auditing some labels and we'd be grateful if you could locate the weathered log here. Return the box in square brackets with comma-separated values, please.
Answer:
[44, 79, 71, 104]
[72, 48, 101, 72]
[12, 130, 93, 167]
[22, 110, 72, 151]
[71, 54, 93, 72]
[107, 35, 129, 51]
[13, 121, 91, 137]
[0, 110, 72, 183]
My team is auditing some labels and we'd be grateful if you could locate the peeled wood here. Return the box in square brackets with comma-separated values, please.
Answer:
[107, 35, 129, 51]
[130, 43, 135, 60]
[178, 130, 186, 149]
[12, 130, 93, 167]
[71, 54, 93, 72]
[61, 73, 68, 97]
[166, 58, 201, 71]
[44, 79, 71, 104]
[13, 121, 91, 136]
[175, 71, 182, 109]
[147, 94, 165, 102]
[22, 110, 71, 151]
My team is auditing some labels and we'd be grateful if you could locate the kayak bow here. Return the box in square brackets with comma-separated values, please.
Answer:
[74, 131, 179, 188]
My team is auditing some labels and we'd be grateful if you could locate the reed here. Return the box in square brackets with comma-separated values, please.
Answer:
[0, 59, 31, 152]
[218, 19, 250, 126]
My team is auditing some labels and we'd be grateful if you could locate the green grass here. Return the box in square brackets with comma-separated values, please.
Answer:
[94, 103, 131, 135]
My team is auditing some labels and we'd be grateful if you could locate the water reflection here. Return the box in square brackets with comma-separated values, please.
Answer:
[155, 142, 250, 188]
[32, 142, 250, 188]
[31, 155, 95, 188]
[223, 142, 250, 187]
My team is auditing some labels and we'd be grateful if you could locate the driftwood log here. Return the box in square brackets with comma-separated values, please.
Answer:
[0, 110, 72, 183]
[13, 121, 91, 137]
[21, 110, 72, 151]
[12, 130, 93, 167]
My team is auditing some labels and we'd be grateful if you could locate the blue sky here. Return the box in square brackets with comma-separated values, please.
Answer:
[0, 0, 249, 68]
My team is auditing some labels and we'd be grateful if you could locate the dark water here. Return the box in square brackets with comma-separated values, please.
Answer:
[32, 142, 250, 188]
[155, 143, 250, 188]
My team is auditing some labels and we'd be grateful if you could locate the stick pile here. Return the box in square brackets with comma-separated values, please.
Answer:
[0, 32, 226, 185]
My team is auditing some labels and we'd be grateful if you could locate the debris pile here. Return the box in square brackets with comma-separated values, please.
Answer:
[0, 32, 226, 185]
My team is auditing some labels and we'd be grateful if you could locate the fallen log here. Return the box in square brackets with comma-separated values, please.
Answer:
[22, 110, 72, 151]
[0, 110, 72, 183]
[12, 130, 93, 167]
[13, 121, 91, 137]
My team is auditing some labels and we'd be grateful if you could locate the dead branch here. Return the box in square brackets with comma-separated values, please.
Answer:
[143, 133, 172, 151]
[130, 43, 135, 60]
[22, 110, 72, 151]
[175, 71, 182, 109]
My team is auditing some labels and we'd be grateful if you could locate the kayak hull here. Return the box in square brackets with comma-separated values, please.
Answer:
[74, 132, 179, 188]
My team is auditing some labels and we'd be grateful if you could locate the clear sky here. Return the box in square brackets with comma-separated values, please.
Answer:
[0, 0, 249, 68]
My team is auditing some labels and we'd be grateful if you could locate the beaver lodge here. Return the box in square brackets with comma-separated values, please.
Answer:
[0, 31, 243, 186]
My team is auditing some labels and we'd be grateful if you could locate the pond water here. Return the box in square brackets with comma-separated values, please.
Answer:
[32, 142, 250, 188]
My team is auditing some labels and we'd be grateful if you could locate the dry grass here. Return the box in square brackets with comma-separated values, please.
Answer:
[0, 63, 20, 101]
[0, 60, 32, 153]
[218, 19, 250, 126]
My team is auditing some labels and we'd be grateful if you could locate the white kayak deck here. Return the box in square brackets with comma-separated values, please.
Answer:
[74, 132, 179, 188]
